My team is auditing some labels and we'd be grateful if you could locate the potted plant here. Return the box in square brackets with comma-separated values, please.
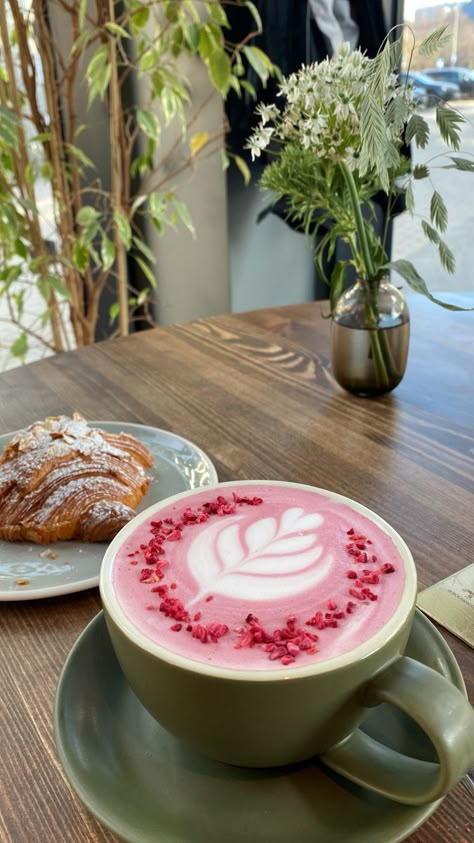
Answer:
[0, 0, 276, 363]
[246, 26, 473, 396]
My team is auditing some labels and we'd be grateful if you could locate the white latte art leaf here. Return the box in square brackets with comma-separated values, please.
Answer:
[237, 547, 322, 576]
[281, 508, 323, 533]
[245, 517, 277, 553]
[216, 521, 244, 567]
[261, 534, 318, 555]
[187, 508, 329, 602]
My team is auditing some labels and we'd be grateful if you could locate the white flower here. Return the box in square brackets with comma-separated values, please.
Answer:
[344, 147, 358, 170]
[334, 100, 352, 120]
[255, 103, 278, 125]
[245, 126, 274, 161]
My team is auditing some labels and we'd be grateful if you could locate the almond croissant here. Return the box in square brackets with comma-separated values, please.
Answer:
[0, 413, 154, 543]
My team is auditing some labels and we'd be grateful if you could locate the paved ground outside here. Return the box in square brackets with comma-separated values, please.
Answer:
[1, 99, 473, 373]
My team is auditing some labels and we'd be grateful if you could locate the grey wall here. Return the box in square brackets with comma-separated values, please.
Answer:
[228, 166, 317, 312]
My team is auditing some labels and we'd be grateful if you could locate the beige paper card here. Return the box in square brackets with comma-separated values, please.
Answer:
[416, 564, 474, 649]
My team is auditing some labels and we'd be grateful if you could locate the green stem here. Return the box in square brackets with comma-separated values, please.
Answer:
[339, 162, 376, 281]
[340, 163, 392, 389]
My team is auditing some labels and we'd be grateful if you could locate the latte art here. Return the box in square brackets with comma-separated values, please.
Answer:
[187, 508, 327, 603]
[112, 484, 406, 670]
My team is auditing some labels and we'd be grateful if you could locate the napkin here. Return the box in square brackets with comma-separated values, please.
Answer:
[417, 564, 474, 649]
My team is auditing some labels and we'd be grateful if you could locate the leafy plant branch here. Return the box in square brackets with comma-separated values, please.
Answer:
[0, 0, 277, 364]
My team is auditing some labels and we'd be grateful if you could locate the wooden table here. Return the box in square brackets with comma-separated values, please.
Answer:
[0, 295, 472, 843]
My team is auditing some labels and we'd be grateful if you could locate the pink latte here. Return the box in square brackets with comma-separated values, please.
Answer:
[112, 484, 407, 670]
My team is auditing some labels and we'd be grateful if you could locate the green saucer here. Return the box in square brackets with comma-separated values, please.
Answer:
[54, 610, 465, 843]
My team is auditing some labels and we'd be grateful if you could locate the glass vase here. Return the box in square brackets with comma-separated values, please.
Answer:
[330, 278, 410, 397]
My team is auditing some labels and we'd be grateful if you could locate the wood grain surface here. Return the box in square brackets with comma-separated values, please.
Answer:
[0, 295, 472, 843]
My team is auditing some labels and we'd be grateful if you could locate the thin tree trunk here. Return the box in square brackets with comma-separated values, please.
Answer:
[108, 0, 129, 337]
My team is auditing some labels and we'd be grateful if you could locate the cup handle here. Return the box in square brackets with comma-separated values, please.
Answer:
[321, 656, 474, 805]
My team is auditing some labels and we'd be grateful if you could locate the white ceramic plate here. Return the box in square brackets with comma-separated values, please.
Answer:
[0, 422, 218, 601]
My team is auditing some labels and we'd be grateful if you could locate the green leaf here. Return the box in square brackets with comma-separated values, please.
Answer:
[436, 105, 464, 151]
[207, 48, 231, 95]
[384, 140, 400, 170]
[134, 255, 157, 288]
[132, 235, 156, 264]
[359, 95, 387, 185]
[11, 289, 25, 318]
[164, 0, 180, 22]
[385, 95, 409, 136]
[137, 108, 161, 142]
[86, 44, 108, 82]
[14, 238, 28, 260]
[438, 240, 456, 274]
[131, 195, 148, 215]
[442, 156, 474, 172]
[138, 48, 158, 75]
[206, 2, 230, 27]
[10, 333, 28, 360]
[405, 114, 430, 149]
[244, 1, 263, 32]
[190, 131, 209, 155]
[109, 301, 120, 324]
[29, 131, 52, 144]
[184, 1, 200, 22]
[47, 274, 72, 301]
[101, 234, 115, 271]
[30, 256, 49, 273]
[76, 206, 99, 226]
[172, 197, 195, 236]
[72, 242, 89, 272]
[243, 45, 270, 84]
[240, 78, 257, 99]
[221, 148, 230, 170]
[184, 22, 200, 52]
[3, 265, 22, 283]
[0, 122, 18, 146]
[149, 193, 166, 220]
[367, 39, 392, 102]
[430, 190, 448, 233]
[18, 196, 38, 214]
[421, 220, 440, 245]
[233, 154, 251, 185]
[114, 208, 132, 249]
[386, 259, 472, 310]
[206, 22, 224, 47]
[413, 164, 429, 180]
[405, 179, 415, 213]
[83, 220, 100, 244]
[72, 30, 94, 54]
[0, 104, 20, 126]
[88, 63, 112, 103]
[130, 6, 150, 34]
[418, 26, 451, 57]
[160, 88, 181, 125]
[25, 162, 36, 185]
[105, 22, 130, 39]
[36, 276, 51, 301]
[65, 144, 94, 170]
[39, 160, 53, 179]
[329, 261, 346, 312]
[198, 26, 215, 60]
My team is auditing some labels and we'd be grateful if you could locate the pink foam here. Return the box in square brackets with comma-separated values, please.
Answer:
[112, 485, 406, 670]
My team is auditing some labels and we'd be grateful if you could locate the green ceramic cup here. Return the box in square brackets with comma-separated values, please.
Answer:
[99, 481, 474, 806]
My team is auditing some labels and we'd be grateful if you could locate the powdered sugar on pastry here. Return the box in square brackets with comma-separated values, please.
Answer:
[0, 413, 154, 543]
